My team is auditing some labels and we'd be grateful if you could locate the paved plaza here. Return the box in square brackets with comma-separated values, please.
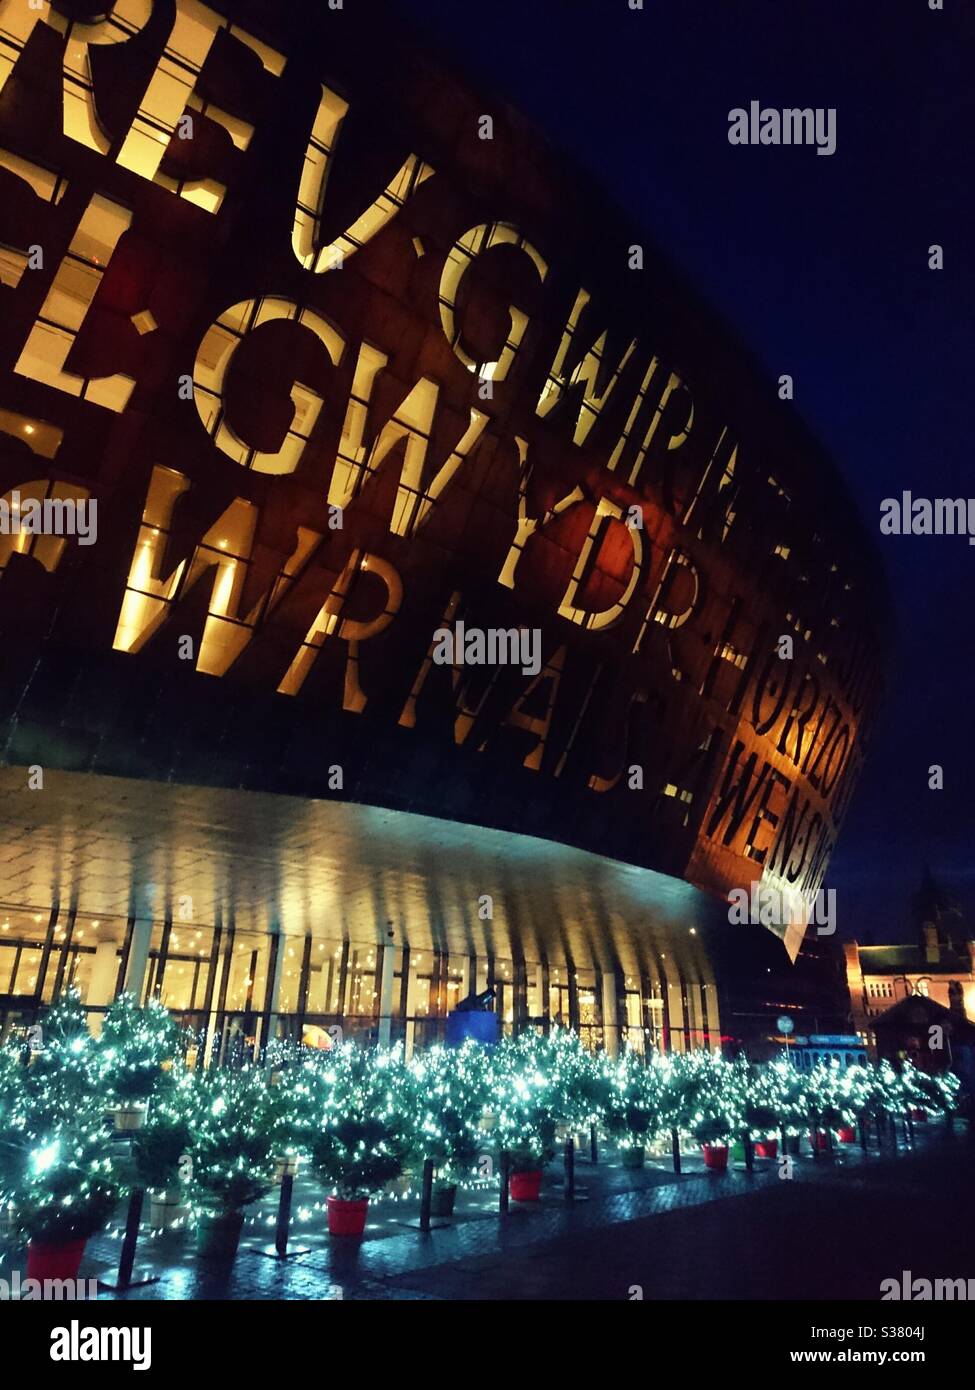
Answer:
[3, 1125, 966, 1302]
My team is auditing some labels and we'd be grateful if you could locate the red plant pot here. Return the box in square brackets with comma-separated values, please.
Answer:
[701, 1144, 729, 1172]
[27, 1238, 87, 1281]
[509, 1169, 543, 1202]
[754, 1138, 778, 1160]
[909, 1109, 928, 1123]
[809, 1131, 830, 1152]
[837, 1126, 857, 1144]
[326, 1196, 369, 1237]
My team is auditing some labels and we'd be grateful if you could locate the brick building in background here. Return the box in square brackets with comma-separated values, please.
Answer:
[845, 870, 975, 1070]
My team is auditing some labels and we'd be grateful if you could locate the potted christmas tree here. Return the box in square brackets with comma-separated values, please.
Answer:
[185, 1070, 277, 1262]
[694, 1116, 735, 1171]
[0, 1044, 29, 1240]
[132, 1110, 193, 1230]
[312, 1117, 404, 1235]
[532, 1029, 613, 1143]
[1, 991, 119, 1275]
[485, 1037, 558, 1202]
[427, 1117, 481, 1217]
[605, 1054, 661, 1170]
[505, 1139, 551, 1200]
[833, 1067, 868, 1143]
[608, 1106, 654, 1169]
[9, 1120, 119, 1280]
[503, 1101, 558, 1200]
[99, 994, 180, 1131]
[765, 1058, 810, 1155]
[738, 1056, 781, 1158]
[679, 1053, 743, 1172]
[407, 1044, 488, 1217]
[746, 1105, 781, 1159]
[901, 1062, 959, 1125]
[807, 1061, 845, 1152]
[260, 1053, 324, 1183]
[24, 990, 100, 1134]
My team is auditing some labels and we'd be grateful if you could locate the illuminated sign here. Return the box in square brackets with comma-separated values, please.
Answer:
[805, 1035, 864, 1048]
[0, 1, 886, 957]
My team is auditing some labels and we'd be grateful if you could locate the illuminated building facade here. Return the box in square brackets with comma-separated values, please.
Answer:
[0, 0, 886, 1059]
[845, 873, 975, 1060]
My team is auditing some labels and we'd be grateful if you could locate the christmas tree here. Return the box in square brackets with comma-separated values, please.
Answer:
[99, 993, 181, 1105]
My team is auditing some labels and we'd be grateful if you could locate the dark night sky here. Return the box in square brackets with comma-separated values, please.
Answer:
[395, 0, 975, 941]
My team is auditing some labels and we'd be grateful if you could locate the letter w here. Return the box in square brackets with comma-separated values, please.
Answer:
[706, 742, 769, 845]
[113, 465, 320, 675]
[327, 343, 488, 537]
